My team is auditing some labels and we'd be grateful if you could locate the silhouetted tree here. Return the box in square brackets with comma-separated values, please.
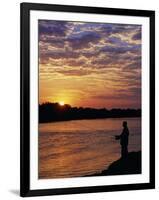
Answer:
[39, 102, 141, 123]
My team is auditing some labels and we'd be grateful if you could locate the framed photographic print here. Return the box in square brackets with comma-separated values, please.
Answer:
[20, 2, 155, 197]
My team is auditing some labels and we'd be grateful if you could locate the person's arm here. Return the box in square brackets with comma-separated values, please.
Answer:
[115, 135, 120, 140]
[115, 134, 121, 140]
[115, 129, 124, 139]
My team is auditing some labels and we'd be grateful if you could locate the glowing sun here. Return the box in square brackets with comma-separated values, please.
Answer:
[59, 101, 65, 106]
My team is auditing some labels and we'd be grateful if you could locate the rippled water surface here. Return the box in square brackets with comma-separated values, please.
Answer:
[39, 118, 141, 179]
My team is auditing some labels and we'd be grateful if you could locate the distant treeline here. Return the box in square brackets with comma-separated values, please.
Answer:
[39, 102, 141, 123]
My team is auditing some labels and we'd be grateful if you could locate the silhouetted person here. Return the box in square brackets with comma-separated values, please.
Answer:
[115, 121, 129, 159]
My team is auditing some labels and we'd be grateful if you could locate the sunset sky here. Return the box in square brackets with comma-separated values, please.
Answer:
[39, 20, 141, 109]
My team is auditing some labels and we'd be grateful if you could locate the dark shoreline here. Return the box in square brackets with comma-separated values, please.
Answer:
[39, 102, 141, 123]
[39, 116, 141, 124]
[85, 151, 141, 177]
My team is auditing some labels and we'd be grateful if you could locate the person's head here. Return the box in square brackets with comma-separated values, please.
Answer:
[123, 121, 127, 128]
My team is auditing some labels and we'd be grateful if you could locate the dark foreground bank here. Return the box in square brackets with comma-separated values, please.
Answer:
[86, 151, 141, 177]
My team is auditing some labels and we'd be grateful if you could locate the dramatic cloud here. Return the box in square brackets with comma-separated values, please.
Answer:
[39, 20, 141, 108]
[39, 20, 68, 36]
[132, 31, 141, 40]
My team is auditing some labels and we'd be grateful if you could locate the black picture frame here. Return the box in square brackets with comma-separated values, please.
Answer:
[20, 2, 155, 197]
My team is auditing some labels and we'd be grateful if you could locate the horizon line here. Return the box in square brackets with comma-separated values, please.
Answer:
[39, 101, 141, 110]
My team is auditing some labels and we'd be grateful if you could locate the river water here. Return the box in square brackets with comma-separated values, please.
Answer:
[39, 117, 141, 179]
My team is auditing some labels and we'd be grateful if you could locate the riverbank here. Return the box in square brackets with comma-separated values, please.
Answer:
[39, 102, 141, 123]
[86, 151, 141, 177]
